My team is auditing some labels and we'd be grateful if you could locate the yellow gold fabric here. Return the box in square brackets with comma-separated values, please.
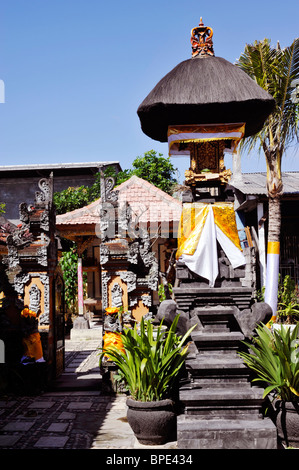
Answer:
[212, 203, 241, 250]
[176, 202, 241, 259]
[22, 332, 43, 360]
[176, 204, 209, 259]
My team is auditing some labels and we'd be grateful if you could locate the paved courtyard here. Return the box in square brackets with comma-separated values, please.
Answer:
[0, 336, 177, 450]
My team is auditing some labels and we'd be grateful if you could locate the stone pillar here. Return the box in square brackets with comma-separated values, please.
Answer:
[77, 257, 84, 316]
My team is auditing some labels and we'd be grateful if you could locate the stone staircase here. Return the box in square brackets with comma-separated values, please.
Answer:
[177, 306, 277, 449]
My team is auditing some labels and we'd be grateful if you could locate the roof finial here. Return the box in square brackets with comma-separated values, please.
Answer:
[191, 18, 214, 58]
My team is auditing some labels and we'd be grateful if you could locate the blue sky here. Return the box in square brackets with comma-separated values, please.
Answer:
[0, 0, 299, 182]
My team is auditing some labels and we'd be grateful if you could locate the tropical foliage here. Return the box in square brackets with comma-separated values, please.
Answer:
[236, 38, 299, 315]
[59, 246, 87, 312]
[99, 315, 195, 402]
[239, 323, 299, 402]
[53, 151, 177, 215]
[277, 275, 299, 324]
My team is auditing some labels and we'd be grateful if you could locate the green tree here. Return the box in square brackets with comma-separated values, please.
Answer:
[0, 203, 5, 214]
[53, 151, 177, 215]
[236, 38, 299, 317]
[123, 150, 177, 194]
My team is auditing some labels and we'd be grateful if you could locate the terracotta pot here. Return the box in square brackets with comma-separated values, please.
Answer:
[275, 400, 299, 447]
[126, 397, 176, 445]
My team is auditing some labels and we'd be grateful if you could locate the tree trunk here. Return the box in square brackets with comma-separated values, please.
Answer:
[264, 195, 281, 319]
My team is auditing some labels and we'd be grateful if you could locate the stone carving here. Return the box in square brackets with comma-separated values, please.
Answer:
[118, 203, 132, 235]
[102, 176, 119, 204]
[129, 297, 138, 307]
[19, 203, 30, 225]
[36, 246, 48, 266]
[104, 313, 122, 333]
[118, 271, 137, 293]
[127, 242, 139, 264]
[101, 271, 112, 310]
[100, 243, 110, 265]
[29, 284, 41, 313]
[141, 294, 152, 307]
[40, 210, 50, 231]
[111, 283, 123, 308]
[13, 273, 31, 295]
[153, 299, 190, 336]
[35, 177, 53, 205]
[39, 274, 50, 325]
[234, 302, 273, 338]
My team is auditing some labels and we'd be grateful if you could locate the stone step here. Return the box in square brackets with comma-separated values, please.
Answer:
[177, 415, 277, 449]
[191, 331, 244, 351]
[179, 386, 265, 416]
[180, 385, 264, 403]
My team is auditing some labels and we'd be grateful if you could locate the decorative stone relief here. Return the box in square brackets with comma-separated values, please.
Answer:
[127, 242, 139, 264]
[35, 177, 53, 205]
[101, 271, 112, 310]
[100, 244, 110, 265]
[40, 210, 50, 231]
[13, 273, 31, 295]
[29, 284, 41, 313]
[39, 274, 50, 325]
[111, 283, 123, 308]
[118, 271, 137, 293]
[141, 294, 152, 307]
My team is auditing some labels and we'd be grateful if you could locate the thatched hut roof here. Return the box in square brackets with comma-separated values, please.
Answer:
[137, 55, 275, 142]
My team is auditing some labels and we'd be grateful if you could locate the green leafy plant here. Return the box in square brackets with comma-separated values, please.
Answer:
[53, 151, 178, 214]
[158, 282, 173, 302]
[277, 275, 299, 324]
[99, 315, 196, 402]
[59, 246, 87, 313]
[239, 323, 299, 402]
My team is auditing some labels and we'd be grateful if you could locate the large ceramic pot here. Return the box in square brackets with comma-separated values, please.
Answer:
[275, 400, 299, 447]
[126, 397, 176, 445]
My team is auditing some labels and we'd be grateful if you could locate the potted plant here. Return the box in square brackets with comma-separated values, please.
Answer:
[238, 322, 299, 447]
[99, 314, 195, 445]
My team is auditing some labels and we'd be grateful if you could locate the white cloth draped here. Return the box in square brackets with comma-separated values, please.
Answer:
[179, 206, 246, 287]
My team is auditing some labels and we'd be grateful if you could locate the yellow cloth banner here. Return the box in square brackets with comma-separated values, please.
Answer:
[22, 332, 43, 361]
[177, 202, 241, 259]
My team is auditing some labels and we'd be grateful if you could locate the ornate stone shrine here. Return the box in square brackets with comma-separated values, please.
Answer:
[0, 174, 63, 388]
[137, 19, 278, 448]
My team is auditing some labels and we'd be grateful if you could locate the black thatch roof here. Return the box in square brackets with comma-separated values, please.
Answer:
[137, 56, 275, 142]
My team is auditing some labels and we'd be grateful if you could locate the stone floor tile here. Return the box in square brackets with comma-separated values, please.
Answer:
[57, 412, 76, 420]
[0, 435, 21, 447]
[34, 436, 69, 448]
[2, 421, 35, 431]
[67, 402, 92, 410]
[27, 401, 54, 409]
[46, 422, 69, 432]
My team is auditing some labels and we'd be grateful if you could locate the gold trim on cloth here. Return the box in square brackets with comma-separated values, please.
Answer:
[176, 202, 241, 259]
[168, 123, 245, 156]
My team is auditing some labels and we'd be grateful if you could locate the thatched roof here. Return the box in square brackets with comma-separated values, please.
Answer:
[137, 56, 275, 142]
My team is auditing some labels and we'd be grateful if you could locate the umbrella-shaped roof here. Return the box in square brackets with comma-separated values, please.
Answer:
[137, 19, 275, 142]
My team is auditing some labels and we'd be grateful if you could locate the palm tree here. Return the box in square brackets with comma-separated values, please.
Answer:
[236, 38, 299, 319]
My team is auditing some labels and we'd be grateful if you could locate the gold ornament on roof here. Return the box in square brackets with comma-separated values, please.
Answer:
[191, 18, 215, 58]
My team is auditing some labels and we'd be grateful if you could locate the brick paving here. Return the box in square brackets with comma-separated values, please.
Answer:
[0, 334, 177, 450]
